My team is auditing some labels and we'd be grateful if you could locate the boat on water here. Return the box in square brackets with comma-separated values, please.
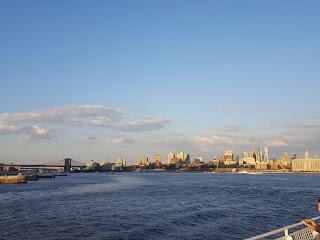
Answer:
[0, 174, 27, 184]
[54, 173, 69, 177]
[246, 216, 320, 240]
[238, 170, 263, 175]
[23, 174, 39, 181]
[37, 173, 56, 178]
[246, 172, 263, 175]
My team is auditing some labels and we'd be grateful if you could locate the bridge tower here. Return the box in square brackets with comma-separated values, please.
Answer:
[64, 158, 72, 173]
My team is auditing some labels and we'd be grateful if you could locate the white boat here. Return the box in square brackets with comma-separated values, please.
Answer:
[246, 172, 263, 175]
[238, 171, 262, 175]
[246, 216, 320, 240]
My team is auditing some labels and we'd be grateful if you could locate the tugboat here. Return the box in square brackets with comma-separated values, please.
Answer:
[0, 173, 27, 184]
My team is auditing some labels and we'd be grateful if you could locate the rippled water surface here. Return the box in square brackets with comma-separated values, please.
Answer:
[1, 172, 320, 240]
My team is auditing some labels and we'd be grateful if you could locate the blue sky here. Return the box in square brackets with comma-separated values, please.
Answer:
[1, 0, 320, 164]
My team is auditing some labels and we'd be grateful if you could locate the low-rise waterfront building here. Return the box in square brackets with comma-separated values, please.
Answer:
[193, 157, 204, 165]
[270, 163, 280, 170]
[208, 159, 220, 166]
[292, 158, 320, 172]
[239, 157, 256, 166]
[256, 163, 268, 170]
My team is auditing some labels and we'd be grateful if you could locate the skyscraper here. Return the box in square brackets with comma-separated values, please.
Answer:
[258, 148, 263, 163]
[176, 151, 190, 164]
[242, 152, 249, 159]
[290, 153, 297, 160]
[264, 147, 269, 162]
[117, 156, 126, 167]
[224, 150, 234, 165]
[154, 154, 161, 167]
[139, 156, 150, 166]
[167, 152, 175, 165]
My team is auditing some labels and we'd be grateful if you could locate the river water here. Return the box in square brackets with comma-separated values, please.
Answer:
[1, 172, 319, 240]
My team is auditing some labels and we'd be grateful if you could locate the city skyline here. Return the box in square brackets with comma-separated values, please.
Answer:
[1, 1, 320, 164]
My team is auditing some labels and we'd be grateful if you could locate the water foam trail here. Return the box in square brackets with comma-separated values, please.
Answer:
[0, 175, 146, 202]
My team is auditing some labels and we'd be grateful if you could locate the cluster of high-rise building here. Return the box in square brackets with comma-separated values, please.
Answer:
[240, 147, 269, 165]
[167, 151, 191, 167]
[83, 148, 320, 173]
[138, 154, 162, 167]
[203, 147, 320, 172]
[236, 147, 298, 170]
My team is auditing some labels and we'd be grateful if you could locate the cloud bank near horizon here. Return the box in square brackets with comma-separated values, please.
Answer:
[0, 105, 170, 139]
[1, 104, 320, 163]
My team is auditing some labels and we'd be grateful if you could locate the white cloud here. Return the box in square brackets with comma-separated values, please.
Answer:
[264, 139, 289, 147]
[87, 136, 135, 145]
[0, 122, 50, 139]
[22, 126, 51, 139]
[194, 134, 253, 146]
[115, 117, 170, 132]
[0, 105, 170, 139]
[0, 105, 123, 125]
[78, 116, 115, 127]
[105, 137, 134, 145]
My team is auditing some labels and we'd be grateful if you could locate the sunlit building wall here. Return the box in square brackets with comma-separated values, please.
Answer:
[167, 152, 175, 165]
[292, 158, 320, 172]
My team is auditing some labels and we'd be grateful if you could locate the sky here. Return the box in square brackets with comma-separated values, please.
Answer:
[0, 0, 320, 164]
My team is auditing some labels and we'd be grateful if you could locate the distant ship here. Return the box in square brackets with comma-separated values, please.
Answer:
[37, 172, 56, 178]
[24, 174, 39, 181]
[238, 170, 263, 175]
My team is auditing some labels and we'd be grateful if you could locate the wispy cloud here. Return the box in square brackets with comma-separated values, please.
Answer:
[217, 104, 238, 112]
[114, 117, 170, 132]
[286, 122, 320, 129]
[22, 126, 51, 139]
[194, 134, 253, 146]
[87, 136, 135, 145]
[264, 138, 289, 147]
[149, 132, 294, 154]
[104, 137, 135, 145]
[0, 105, 123, 125]
[0, 122, 18, 134]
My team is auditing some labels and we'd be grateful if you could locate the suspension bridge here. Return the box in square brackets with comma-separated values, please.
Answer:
[0, 158, 86, 172]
